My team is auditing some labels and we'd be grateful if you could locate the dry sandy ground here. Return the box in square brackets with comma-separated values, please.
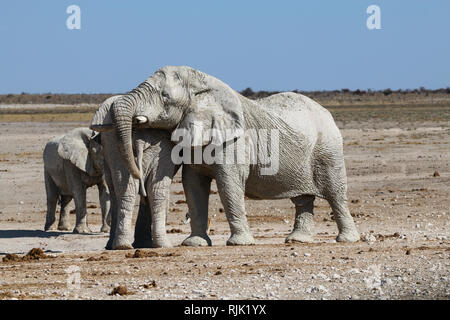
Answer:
[0, 104, 449, 300]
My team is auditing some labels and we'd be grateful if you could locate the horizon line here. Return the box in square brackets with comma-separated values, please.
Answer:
[2, 86, 449, 96]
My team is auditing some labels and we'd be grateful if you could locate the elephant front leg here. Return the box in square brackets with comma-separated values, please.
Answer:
[72, 187, 91, 234]
[97, 182, 111, 233]
[111, 194, 136, 249]
[181, 166, 212, 247]
[215, 167, 255, 246]
[286, 195, 315, 243]
[57, 195, 72, 231]
[148, 180, 173, 248]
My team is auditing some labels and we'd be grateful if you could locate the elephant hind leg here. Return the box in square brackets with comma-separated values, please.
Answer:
[327, 196, 360, 242]
[320, 163, 360, 242]
[322, 168, 359, 242]
[58, 195, 72, 231]
[285, 195, 315, 243]
[104, 166, 116, 250]
[44, 170, 59, 231]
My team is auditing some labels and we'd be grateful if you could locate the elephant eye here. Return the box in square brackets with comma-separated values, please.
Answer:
[161, 91, 170, 99]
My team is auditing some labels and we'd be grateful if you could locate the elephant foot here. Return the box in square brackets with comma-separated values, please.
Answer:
[336, 229, 360, 242]
[182, 235, 211, 247]
[57, 221, 71, 231]
[100, 224, 110, 233]
[105, 238, 114, 250]
[285, 230, 314, 243]
[73, 225, 92, 234]
[152, 237, 172, 248]
[44, 221, 56, 231]
[112, 243, 133, 250]
[226, 232, 255, 246]
[112, 237, 133, 250]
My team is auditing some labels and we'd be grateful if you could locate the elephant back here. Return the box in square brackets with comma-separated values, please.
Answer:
[256, 92, 339, 138]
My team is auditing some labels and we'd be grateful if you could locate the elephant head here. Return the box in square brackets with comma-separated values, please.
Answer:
[57, 128, 104, 177]
[91, 66, 245, 179]
[90, 95, 147, 197]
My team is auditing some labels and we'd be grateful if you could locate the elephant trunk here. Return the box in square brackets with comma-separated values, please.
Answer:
[111, 96, 141, 179]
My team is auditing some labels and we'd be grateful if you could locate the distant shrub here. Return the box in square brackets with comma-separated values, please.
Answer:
[240, 87, 254, 97]
[353, 89, 365, 95]
[383, 88, 393, 96]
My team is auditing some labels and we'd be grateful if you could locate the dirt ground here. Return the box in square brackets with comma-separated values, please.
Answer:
[0, 104, 449, 300]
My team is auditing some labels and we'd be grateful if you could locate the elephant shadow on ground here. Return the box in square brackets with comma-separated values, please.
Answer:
[0, 229, 69, 239]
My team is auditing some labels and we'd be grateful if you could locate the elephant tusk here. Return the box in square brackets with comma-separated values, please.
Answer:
[134, 116, 148, 124]
[135, 140, 147, 198]
[139, 177, 147, 198]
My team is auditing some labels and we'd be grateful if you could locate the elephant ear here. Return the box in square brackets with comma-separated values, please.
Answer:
[171, 77, 245, 147]
[90, 95, 122, 132]
[57, 131, 93, 174]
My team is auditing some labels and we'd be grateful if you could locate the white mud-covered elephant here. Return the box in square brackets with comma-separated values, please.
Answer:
[105, 66, 360, 246]
[43, 128, 111, 233]
[91, 96, 180, 250]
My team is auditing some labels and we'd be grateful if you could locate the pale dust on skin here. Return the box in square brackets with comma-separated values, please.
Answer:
[0, 107, 449, 299]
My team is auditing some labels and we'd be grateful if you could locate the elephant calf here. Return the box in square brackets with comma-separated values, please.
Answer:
[43, 128, 111, 233]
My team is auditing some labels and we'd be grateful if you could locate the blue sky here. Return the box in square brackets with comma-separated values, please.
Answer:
[0, 0, 449, 93]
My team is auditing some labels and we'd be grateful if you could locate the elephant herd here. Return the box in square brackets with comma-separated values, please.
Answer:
[43, 66, 360, 250]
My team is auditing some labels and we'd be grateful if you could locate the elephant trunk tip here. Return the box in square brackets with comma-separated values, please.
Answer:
[116, 135, 141, 180]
